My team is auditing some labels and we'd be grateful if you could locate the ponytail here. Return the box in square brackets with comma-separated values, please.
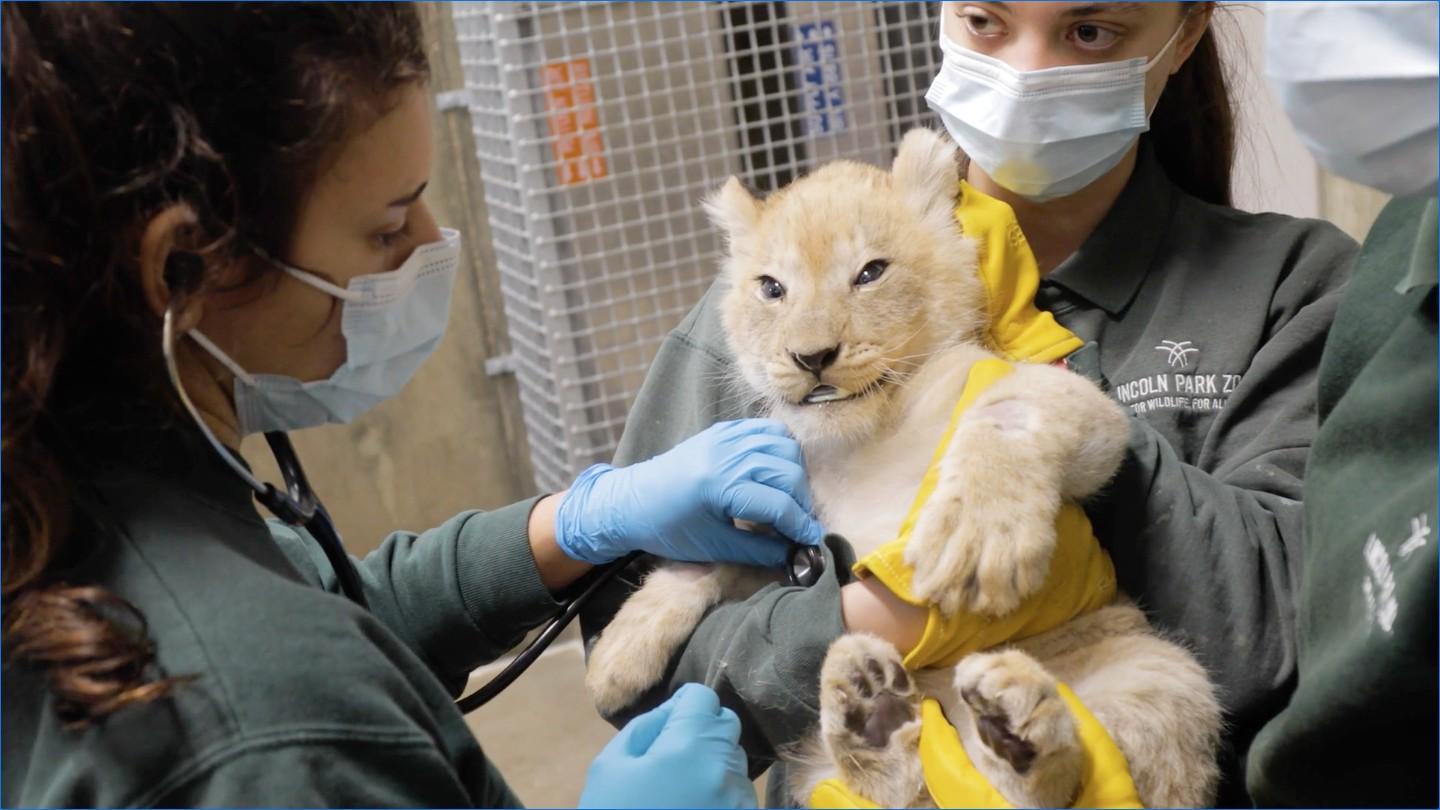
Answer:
[1148, 4, 1236, 207]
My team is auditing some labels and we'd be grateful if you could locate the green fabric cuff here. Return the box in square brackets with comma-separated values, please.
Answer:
[455, 495, 563, 647]
[759, 535, 853, 706]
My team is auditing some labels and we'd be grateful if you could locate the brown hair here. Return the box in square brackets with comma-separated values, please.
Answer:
[1149, 2, 1236, 207]
[3, 3, 428, 727]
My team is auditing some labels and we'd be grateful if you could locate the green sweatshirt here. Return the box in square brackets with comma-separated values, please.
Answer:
[1247, 195, 1438, 807]
[3, 430, 555, 807]
[581, 142, 1358, 805]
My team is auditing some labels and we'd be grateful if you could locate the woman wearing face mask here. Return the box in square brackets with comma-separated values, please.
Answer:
[582, 2, 1358, 804]
[2, 5, 826, 807]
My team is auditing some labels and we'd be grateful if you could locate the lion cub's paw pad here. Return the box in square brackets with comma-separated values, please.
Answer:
[821, 635, 919, 749]
[954, 651, 1078, 774]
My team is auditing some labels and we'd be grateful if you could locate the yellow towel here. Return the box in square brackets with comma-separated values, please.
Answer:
[851, 359, 1116, 671]
[960, 180, 1083, 364]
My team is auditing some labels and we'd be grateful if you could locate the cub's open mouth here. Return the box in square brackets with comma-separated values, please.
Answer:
[801, 384, 851, 405]
[799, 381, 884, 406]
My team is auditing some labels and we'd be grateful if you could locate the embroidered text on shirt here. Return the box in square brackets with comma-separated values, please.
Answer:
[1112, 371, 1244, 416]
[1361, 514, 1431, 634]
[1363, 533, 1399, 634]
[1399, 514, 1430, 559]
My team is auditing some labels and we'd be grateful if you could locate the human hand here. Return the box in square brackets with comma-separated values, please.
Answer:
[555, 419, 824, 566]
[579, 683, 756, 809]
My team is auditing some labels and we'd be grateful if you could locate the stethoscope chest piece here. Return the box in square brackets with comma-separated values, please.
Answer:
[786, 542, 826, 587]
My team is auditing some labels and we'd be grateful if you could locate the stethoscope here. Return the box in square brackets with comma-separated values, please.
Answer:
[162, 308, 826, 713]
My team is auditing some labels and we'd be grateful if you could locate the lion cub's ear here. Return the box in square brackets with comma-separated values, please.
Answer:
[891, 128, 961, 226]
[704, 176, 762, 247]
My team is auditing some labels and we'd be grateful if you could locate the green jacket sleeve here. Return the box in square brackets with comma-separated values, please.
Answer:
[149, 736, 519, 808]
[1246, 196, 1438, 807]
[1087, 225, 1353, 761]
[667, 538, 851, 774]
[271, 496, 560, 691]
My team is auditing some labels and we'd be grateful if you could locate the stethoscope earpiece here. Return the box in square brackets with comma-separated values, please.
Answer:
[163, 251, 205, 292]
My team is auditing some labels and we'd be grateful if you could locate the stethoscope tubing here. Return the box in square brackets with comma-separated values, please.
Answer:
[164, 306, 824, 714]
[453, 544, 825, 711]
[455, 551, 641, 712]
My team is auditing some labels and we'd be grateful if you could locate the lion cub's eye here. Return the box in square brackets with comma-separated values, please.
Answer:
[757, 275, 786, 301]
[854, 259, 890, 287]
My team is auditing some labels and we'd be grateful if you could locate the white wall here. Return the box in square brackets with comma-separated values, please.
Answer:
[1218, 2, 1321, 219]
[1221, 2, 1391, 239]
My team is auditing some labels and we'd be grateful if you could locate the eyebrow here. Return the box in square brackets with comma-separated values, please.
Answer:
[1061, 3, 1146, 17]
[984, 1, 1146, 16]
[388, 181, 428, 208]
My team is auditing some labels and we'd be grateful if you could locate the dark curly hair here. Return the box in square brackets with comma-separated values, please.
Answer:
[2, 3, 429, 728]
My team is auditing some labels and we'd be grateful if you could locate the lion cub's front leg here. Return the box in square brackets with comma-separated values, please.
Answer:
[586, 562, 772, 717]
[906, 364, 1129, 616]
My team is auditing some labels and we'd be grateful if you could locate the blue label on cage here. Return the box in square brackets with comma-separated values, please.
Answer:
[795, 21, 847, 137]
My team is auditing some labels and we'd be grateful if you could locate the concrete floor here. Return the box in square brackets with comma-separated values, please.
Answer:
[463, 639, 613, 807]
[462, 636, 770, 807]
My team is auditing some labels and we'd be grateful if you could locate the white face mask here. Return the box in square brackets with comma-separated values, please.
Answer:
[191, 228, 461, 435]
[926, 21, 1185, 201]
[1266, 2, 1438, 198]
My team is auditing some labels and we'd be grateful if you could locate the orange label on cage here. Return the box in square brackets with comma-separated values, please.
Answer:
[542, 58, 608, 186]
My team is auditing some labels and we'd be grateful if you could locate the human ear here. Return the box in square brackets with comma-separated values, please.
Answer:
[136, 204, 206, 331]
[1168, 2, 1213, 76]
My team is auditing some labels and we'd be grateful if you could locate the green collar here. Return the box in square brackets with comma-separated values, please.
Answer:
[1046, 140, 1177, 316]
[1398, 197, 1438, 294]
[73, 401, 261, 522]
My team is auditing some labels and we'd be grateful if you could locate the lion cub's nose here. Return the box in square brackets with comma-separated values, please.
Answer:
[790, 346, 841, 375]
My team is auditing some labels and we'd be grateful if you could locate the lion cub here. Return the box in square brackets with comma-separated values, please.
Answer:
[586, 128, 1220, 807]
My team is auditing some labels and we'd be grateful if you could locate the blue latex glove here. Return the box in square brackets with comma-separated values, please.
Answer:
[579, 683, 756, 809]
[555, 418, 824, 567]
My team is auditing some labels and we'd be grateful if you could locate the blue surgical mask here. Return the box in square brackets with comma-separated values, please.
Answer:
[1266, 2, 1438, 198]
[191, 228, 461, 435]
[926, 23, 1185, 202]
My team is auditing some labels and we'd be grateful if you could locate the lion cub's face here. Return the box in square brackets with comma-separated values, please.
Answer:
[709, 128, 986, 448]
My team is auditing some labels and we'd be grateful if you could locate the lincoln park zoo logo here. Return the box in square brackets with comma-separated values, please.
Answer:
[1155, 339, 1198, 369]
[1111, 339, 1243, 416]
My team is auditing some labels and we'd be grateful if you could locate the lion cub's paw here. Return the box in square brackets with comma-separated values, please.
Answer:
[816, 634, 925, 807]
[904, 472, 1059, 617]
[820, 634, 920, 752]
[586, 624, 668, 718]
[585, 564, 721, 717]
[954, 650, 1083, 807]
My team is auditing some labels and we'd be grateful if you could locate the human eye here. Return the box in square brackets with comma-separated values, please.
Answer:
[1068, 22, 1122, 52]
[373, 220, 410, 250]
[958, 5, 1007, 39]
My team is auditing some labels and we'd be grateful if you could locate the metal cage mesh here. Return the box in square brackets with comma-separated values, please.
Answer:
[454, 2, 942, 491]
